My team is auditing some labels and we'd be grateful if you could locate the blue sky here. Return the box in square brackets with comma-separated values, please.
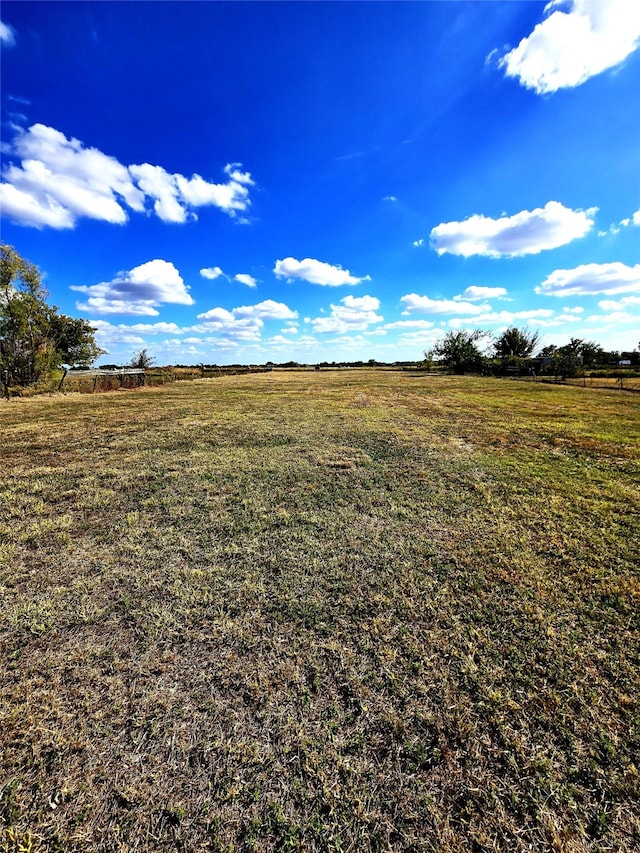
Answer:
[1, 0, 639, 365]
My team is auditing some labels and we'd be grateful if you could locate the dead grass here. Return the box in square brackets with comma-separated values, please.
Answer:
[1, 371, 639, 852]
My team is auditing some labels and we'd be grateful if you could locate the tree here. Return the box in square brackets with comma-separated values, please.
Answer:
[130, 348, 155, 369]
[431, 329, 489, 374]
[1, 244, 103, 389]
[494, 326, 540, 358]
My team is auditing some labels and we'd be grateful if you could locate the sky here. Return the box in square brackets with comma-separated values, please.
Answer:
[1, 0, 639, 366]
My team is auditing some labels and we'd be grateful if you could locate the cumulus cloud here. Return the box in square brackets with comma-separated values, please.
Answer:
[194, 300, 297, 341]
[535, 262, 640, 297]
[89, 321, 146, 348]
[274, 257, 370, 286]
[454, 286, 508, 301]
[234, 300, 297, 321]
[412, 239, 425, 248]
[430, 201, 596, 258]
[71, 259, 195, 315]
[0, 123, 254, 229]
[0, 182, 75, 229]
[234, 273, 257, 288]
[619, 210, 640, 229]
[89, 320, 184, 350]
[309, 295, 383, 333]
[127, 163, 187, 223]
[496, 0, 640, 94]
[598, 295, 640, 311]
[400, 294, 489, 315]
[200, 266, 225, 280]
[0, 20, 16, 45]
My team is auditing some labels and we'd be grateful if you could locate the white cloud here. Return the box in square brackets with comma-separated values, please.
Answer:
[71, 259, 194, 315]
[383, 196, 398, 202]
[430, 201, 596, 258]
[535, 262, 640, 297]
[126, 322, 183, 334]
[598, 295, 640, 311]
[1, 125, 143, 228]
[200, 266, 225, 280]
[0, 123, 254, 229]
[194, 307, 236, 325]
[496, 0, 640, 94]
[234, 300, 297, 321]
[89, 320, 146, 348]
[128, 163, 187, 223]
[454, 286, 508, 301]
[224, 163, 255, 186]
[274, 257, 370, 286]
[384, 319, 435, 330]
[412, 239, 425, 248]
[310, 295, 383, 334]
[234, 273, 257, 288]
[194, 308, 262, 341]
[174, 172, 251, 214]
[400, 294, 489, 315]
[89, 320, 184, 351]
[396, 328, 442, 346]
[469, 308, 554, 324]
[194, 300, 297, 341]
[0, 21, 16, 45]
[0, 182, 75, 229]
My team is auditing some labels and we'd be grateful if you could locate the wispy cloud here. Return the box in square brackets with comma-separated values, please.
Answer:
[0, 123, 254, 229]
[274, 257, 370, 287]
[384, 319, 435, 330]
[430, 201, 596, 258]
[494, 0, 640, 95]
[234, 273, 258, 288]
[71, 259, 195, 316]
[0, 20, 16, 46]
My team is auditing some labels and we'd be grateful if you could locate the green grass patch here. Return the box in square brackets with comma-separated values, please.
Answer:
[1, 372, 638, 851]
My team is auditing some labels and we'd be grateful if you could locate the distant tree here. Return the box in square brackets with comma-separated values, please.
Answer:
[1, 244, 103, 390]
[539, 344, 557, 360]
[494, 326, 540, 358]
[578, 340, 607, 368]
[432, 329, 490, 374]
[421, 348, 435, 372]
[130, 348, 155, 369]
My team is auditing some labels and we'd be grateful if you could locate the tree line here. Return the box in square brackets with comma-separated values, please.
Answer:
[426, 329, 639, 377]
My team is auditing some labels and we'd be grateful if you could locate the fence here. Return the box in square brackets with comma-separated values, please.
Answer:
[60, 368, 146, 392]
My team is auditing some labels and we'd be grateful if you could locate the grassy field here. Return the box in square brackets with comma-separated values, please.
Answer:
[1, 371, 638, 852]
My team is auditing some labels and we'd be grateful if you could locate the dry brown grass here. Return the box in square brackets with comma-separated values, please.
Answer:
[1, 371, 638, 852]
